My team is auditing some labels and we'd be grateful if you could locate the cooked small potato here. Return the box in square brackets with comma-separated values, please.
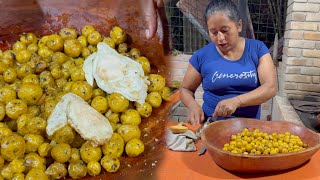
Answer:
[91, 96, 108, 114]
[20, 33, 38, 45]
[102, 37, 115, 49]
[68, 160, 87, 179]
[0, 86, 16, 104]
[22, 74, 40, 85]
[107, 93, 129, 113]
[87, 161, 101, 176]
[117, 124, 141, 143]
[148, 74, 166, 92]
[47, 34, 64, 52]
[81, 47, 91, 58]
[100, 155, 120, 173]
[1, 164, 14, 179]
[125, 138, 144, 157]
[146, 91, 162, 108]
[87, 31, 102, 45]
[17, 115, 46, 135]
[110, 26, 127, 45]
[1, 134, 25, 161]
[51, 52, 68, 65]
[105, 111, 120, 124]
[38, 35, 50, 47]
[135, 102, 152, 118]
[77, 35, 88, 47]
[12, 41, 26, 52]
[28, 105, 41, 116]
[34, 60, 48, 74]
[70, 67, 85, 81]
[38, 46, 54, 59]
[5, 99, 28, 119]
[3, 68, 17, 83]
[38, 142, 51, 157]
[59, 27, 77, 40]
[51, 143, 71, 163]
[81, 25, 95, 38]
[136, 56, 151, 74]
[0, 62, 8, 75]
[120, 109, 141, 125]
[51, 125, 76, 144]
[25, 168, 48, 180]
[17, 83, 43, 105]
[27, 43, 39, 53]
[0, 127, 13, 141]
[102, 133, 124, 158]
[45, 162, 67, 180]
[129, 48, 141, 59]
[24, 134, 45, 153]
[92, 88, 106, 99]
[69, 148, 81, 163]
[15, 49, 32, 63]
[80, 141, 102, 163]
[24, 152, 46, 172]
[117, 43, 128, 53]
[64, 39, 82, 58]
[159, 86, 172, 101]
[71, 81, 93, 101]
[0, 103, 5, 121]
[17, 63, 34, 79]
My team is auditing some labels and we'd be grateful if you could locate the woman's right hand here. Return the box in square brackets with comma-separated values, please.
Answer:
[187, 102, 205, 126]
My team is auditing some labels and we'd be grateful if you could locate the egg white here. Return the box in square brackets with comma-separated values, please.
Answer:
[83, 42, 149, 105]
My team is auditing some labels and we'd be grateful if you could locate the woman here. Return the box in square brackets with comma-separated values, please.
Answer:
[180, 0, 276, 126]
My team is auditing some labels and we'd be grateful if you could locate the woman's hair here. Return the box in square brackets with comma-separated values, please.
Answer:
[205, 0, 241, 23]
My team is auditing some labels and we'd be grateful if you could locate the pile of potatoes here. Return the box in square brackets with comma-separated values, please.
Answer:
[223, 128, 308, 155]
[0, 25, 172, 179]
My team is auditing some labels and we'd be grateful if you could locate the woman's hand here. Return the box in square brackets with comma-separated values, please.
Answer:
[139, 0, 165, 40]
[187, 102, 205, 126]
[213, 97, 241, 118]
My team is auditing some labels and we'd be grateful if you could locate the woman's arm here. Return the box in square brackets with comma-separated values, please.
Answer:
[180, 64, 204, 125]
[213, 53, 277, 117]
[236, 53, 277, 106]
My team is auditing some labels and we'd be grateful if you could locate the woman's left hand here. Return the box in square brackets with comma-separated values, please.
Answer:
[213, 97, 241, 117]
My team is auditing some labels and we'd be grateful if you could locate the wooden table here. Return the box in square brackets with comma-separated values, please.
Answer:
[155, 123, 320, 180]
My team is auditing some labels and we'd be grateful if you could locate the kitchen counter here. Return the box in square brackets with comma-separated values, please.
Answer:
[156, 123, 320, 180]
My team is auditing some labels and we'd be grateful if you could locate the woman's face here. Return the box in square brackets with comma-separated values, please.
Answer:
[207, 11, 242, 53]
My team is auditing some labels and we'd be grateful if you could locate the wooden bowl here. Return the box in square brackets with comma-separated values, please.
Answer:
[201, 118, 320, 173]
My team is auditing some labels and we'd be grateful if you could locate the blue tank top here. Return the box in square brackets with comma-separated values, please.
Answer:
[189, 38, 270, 119]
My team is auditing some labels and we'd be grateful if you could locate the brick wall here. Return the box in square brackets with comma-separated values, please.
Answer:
[281, 0, 320, 101]
[169, 54, 272, 122]
[169, 54, 203, 122]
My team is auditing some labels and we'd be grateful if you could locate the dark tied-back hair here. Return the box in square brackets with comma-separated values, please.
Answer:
[205, 0, 241, 23]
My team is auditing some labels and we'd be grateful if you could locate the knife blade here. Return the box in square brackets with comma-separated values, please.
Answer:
[198, 145, 207, 156]
[195, 116, 216, 139]
[197, 117, 217, 156]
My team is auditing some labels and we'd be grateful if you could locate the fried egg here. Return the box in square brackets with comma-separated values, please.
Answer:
[83, 42, 149, 105]
[46, 93, 113, 145]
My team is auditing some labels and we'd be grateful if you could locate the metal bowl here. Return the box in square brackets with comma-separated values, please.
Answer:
[201, 118, 320, 173]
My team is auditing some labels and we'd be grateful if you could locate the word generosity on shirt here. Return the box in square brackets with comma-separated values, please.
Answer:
[211, 70, 257, 83]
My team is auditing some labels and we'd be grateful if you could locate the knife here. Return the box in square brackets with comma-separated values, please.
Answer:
[197, 117, 216, 156]
[196, 116, 216, 139]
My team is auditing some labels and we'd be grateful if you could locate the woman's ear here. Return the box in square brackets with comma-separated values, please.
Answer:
[237, 19, 242, 33]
